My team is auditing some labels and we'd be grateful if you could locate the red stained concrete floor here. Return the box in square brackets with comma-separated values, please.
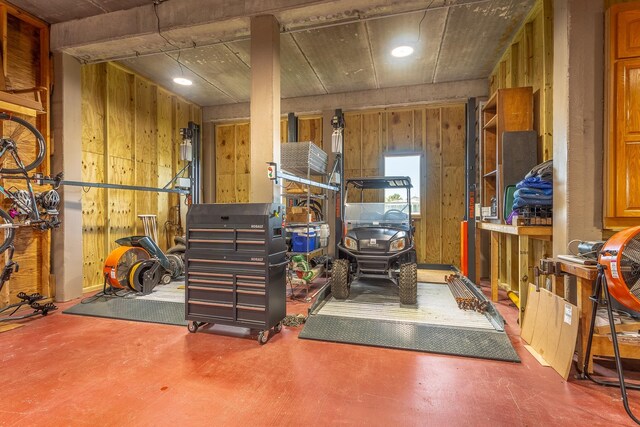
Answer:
[0, 283, 638, 426]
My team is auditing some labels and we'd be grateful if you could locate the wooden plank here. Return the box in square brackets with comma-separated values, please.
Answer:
[542, 0, 553, 161]
[107, 156, 135, 251]
[441, 105, 466, 267]
[0, 4, 7, 84]
[81, 63, 106, 155]
[235, 173, 250, 203]
[106, 64, 134, 160]
[134, 77, 156, 164]
[156, 89, 173, 169]
[216, 174, 236, 203]
[343, 113, 362, 173]
[157, 165, 173, 250]
[491, 231, 499, 301]
[424, 107, 442, 264]
[387, 109, 414, 151]
[215, 124, 236, 175]
[82, 151, 106, 288]
[235, 123, 251, 175]
[298, 116, 322, 147]
[361, 112, 381, 171]
[478, 222, 553, 236]
[518, 235, 530, 323]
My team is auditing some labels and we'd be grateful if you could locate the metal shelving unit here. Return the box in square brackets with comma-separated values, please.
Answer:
[268, 141, 341, 301]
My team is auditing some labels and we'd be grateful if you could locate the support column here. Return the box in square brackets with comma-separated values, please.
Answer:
[552, 0, 604, 255]
[51, 52, 83, 301]
[250, 15, 280, 203]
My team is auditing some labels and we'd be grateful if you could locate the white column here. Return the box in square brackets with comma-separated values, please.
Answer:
[552, 0, 604, 255]
[250, 15, 281, 203]
[51, 52, 84, 301]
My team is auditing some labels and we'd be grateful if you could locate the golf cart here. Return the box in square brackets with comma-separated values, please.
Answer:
[332, 176, 418, 305]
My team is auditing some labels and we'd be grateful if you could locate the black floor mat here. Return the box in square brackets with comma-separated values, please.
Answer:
[299, 314, 520, 362]
[63, 297, 187, 326]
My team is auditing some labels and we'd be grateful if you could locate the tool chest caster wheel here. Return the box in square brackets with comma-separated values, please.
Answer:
[187, 321, 199, 333]
[258, 330, 268, 344]
[274, 322, 283, 333]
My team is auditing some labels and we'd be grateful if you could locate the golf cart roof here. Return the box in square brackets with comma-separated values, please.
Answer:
[346, 176, 412, 189]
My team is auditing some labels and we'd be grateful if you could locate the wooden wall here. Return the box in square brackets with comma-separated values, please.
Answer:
[484, 0, 554, 281]
[489, 0, 553, 162]
[214, 116, 322, 203]
[344, 105, 466, 267]
[213, 106, 466, 267]
[0, 3, 51, 305]
[81, 63, 200, 289]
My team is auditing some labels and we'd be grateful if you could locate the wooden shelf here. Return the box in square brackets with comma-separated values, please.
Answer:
[0, 90, 45, 117]
[479, 87, 534, 221]
[483, 115, 497, 130]
[478, 221, 552, 236]
[485, 90, 498, 110]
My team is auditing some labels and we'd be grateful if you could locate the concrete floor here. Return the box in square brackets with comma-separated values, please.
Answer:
[0, 283, 637, 426]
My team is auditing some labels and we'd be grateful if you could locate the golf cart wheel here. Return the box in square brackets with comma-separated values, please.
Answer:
[399, 262, 417, 305]
[258, 330, 268, 345]
[187, 321, 199, 333]
[331, 259, 350, 300]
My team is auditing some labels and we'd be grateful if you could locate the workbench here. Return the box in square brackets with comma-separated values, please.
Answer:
[554, 260, 640, 373]
[478, 222, 552, 323]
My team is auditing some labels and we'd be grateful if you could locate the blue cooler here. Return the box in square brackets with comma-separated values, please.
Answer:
[292, 228, 317, 252]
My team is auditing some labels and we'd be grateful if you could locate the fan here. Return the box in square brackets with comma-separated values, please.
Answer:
[583, 225, 640, 424]
[103, 246, 150, 289]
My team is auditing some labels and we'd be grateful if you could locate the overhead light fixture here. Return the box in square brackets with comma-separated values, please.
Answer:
[173, 77, 193, 86]
[391, 46, 414, 58]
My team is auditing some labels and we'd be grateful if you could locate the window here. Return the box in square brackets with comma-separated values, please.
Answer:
[384, 154, 421, 215]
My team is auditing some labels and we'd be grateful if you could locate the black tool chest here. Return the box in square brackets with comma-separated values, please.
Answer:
[185, 203, 286, 343]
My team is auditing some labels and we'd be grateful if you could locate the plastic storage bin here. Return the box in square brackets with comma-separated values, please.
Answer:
[292, 229, 317, 252]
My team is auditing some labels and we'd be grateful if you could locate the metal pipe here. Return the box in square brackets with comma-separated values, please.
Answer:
[48, 179, 190, 194]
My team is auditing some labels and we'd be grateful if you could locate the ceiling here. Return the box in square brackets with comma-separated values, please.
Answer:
[11, 0, 535, 107]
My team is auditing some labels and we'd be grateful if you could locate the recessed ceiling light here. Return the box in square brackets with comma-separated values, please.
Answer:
[173, 77, 193, 86]
[391, 46, 414, 58]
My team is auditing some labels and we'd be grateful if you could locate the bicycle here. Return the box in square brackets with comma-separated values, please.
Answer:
[0, 112, 61, 300]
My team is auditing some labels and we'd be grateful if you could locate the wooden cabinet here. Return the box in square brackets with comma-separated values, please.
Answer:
[606, 3, 640, 227]
[480, 87, 533, 222]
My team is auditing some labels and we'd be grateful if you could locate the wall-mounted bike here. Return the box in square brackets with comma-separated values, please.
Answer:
[0, 112, 62, 320]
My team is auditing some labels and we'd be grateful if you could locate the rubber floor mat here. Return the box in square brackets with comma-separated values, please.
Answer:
[299, 314, 520, 362]
[63, 297, 187, 326]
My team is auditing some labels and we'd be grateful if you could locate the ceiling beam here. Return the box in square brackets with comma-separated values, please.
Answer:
[50, 0, 490, 62]
[202, 78, 488, 121]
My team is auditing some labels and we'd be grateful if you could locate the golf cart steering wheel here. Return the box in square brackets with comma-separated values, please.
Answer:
[383, 209, 408, 221]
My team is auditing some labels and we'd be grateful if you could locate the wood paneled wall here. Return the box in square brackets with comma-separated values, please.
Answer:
[489, 0, 553, 162]
[81, 63, 201, 289]
[344, 105, 466, 267]
[214, 116, 322, 203]
[213, 106, 466, 267]
[0, 3, 50, 305]
[484, 0, 554, 280]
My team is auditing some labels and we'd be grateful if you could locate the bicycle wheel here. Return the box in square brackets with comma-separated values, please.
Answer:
[0, 209, 15, 255]
[0, 113, 46, 174]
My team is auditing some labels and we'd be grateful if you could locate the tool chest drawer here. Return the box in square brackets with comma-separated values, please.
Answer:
[185, 203, 287, 334]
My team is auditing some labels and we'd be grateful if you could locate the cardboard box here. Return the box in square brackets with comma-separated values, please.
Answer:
[288, 207, 316, 223]
[521, 284, 579, 380]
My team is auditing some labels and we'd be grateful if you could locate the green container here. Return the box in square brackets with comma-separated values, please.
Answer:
[503, 185, 517, 220]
